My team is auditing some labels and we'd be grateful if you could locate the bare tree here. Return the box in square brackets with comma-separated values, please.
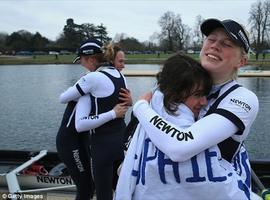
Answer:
[158, 11, 190, 51]
[262, 0, 270, 45]
[248, 0, 270, 55]
[149, 32, 160, 46]
[158, 11, 175, 51]
[113, 33, 128, 43]
[192, 15, 205, 50]
[172, 14, 191, 50]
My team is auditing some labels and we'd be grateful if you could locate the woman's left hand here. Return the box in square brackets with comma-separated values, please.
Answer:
[119, 88, 133, 106]
[113, 103, 129, 118]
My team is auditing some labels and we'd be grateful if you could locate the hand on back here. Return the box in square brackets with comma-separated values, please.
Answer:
[114, 103, 129, 118]
[119, 88, 133, 106]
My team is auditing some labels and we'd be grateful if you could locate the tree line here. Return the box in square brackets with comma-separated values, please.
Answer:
[0, 0, 269, 56]
[0, 17, 151, 55]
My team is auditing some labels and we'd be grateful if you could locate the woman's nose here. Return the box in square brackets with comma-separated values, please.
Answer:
[210, 41, 221, 50]
[200, 96, 208, 106]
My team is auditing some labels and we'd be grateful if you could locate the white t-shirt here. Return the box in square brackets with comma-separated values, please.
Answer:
[132, 81, 259, 200]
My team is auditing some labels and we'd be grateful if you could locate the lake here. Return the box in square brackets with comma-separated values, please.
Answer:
[0, 64, 269, 160]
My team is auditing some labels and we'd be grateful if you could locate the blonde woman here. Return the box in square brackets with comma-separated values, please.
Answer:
[128, 19, 258, 199]
[104, 43, 132, 106]
[57, 39, 129, 200]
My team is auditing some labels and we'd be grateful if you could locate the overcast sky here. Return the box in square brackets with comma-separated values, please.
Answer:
[1, 0, 258, 42]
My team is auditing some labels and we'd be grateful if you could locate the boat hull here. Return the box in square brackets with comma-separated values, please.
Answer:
[0, 174, 75, 191]
[0, 150, 76, 192]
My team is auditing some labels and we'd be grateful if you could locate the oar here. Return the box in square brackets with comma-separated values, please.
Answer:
[251, 168, 270, 200]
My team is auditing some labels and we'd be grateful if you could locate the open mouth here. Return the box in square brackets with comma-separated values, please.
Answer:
[206, 53, 221, 61]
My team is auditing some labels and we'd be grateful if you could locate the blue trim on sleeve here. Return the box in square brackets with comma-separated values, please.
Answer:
[76, 83, 85, 96]
[215, 108, 245, 134]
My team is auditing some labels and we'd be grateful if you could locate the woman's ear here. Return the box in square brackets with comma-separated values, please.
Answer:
[236, 56, 247, 69]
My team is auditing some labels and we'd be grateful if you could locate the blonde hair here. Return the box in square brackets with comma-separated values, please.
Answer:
[103, 43, 122, 63]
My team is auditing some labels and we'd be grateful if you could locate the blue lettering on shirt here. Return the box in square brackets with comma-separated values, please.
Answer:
[136, 138, 231, 185]
[234, 153, 242, 175]
[238, 181, 250, 199]
[141, 138, 158, 185]
[131, 153, 143, 185]
[241, 151, 251, 188]
[236, 149, 251, 199]
[205, 149, 227, 182]
[186, 156, 206, 182]
[158, 150, 180, 183]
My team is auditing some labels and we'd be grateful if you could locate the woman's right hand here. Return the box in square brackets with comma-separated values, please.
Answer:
[113, 103, 129, 118]
[139, 91, 153, 102]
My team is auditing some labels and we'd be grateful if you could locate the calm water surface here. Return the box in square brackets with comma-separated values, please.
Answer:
[0, 64, 269, 160]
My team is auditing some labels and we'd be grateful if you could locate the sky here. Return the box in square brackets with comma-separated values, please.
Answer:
[0, 0, 258, 42]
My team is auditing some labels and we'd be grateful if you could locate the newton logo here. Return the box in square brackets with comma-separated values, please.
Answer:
[230, 99, 251, 112]
[150, 115, 194, 141]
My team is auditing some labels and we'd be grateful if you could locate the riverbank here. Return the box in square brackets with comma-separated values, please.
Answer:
[121, 69, 270, 77]
[0, 54, 270, 69]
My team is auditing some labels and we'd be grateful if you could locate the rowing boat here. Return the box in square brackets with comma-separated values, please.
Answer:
[0, 149, 75, 197]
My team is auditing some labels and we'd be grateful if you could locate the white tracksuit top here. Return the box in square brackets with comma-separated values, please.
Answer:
[130, 80, 258, 200]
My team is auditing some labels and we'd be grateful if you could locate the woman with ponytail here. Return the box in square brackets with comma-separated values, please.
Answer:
[57, 40, 131, 200]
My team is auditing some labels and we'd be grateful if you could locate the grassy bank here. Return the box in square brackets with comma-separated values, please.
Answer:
[0, 53, 270, 68]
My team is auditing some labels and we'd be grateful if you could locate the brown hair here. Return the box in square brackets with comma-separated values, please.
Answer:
[157, 53, 212, 115]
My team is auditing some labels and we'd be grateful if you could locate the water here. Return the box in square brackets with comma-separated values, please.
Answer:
[0, 64, 269, 160]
